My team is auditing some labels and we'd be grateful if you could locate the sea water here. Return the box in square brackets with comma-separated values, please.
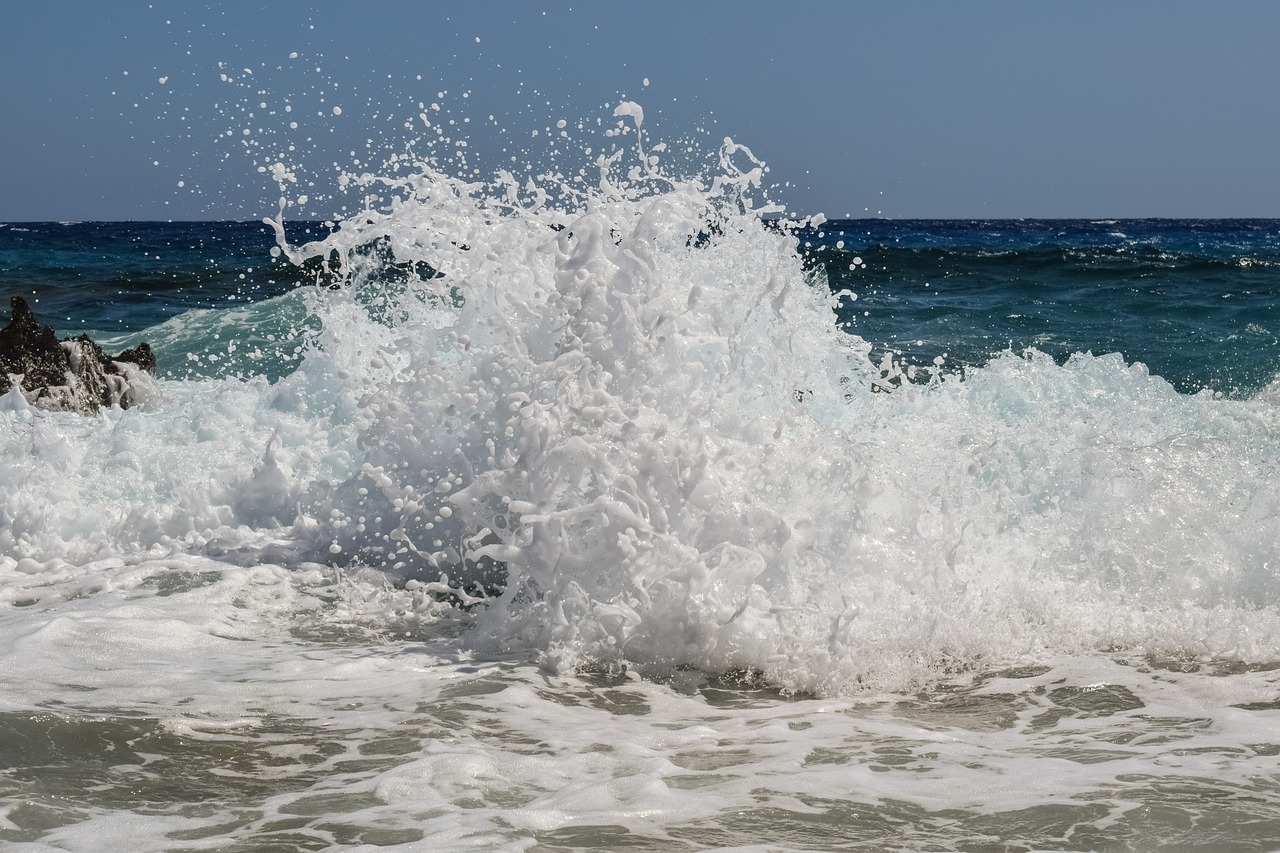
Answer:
[3, 119, 1280, 851]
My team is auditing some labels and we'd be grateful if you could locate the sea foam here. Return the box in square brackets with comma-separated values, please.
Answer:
[266, 120, 1280, 693]
[4, 113, 1280, 695]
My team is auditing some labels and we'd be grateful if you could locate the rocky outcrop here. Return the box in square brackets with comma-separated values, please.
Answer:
[0, 296, 156, 414]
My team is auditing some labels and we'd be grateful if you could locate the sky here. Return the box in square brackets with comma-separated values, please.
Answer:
[2, 1, 1279, 221]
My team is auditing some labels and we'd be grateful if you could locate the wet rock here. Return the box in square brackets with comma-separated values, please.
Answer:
[0, 296, 156, 414]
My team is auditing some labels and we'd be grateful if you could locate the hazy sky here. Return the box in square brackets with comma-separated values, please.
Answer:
[3, 1, 1279, 220]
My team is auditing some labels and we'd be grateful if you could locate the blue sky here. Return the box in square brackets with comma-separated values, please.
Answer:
[3, 1, 1279, 220]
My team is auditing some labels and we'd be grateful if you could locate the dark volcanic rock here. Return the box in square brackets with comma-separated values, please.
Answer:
[0, 296, 156, 414]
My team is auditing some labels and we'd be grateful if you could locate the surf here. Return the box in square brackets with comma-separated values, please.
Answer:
[246, 107, 1280, 693]
[4, 104, 1280, 697]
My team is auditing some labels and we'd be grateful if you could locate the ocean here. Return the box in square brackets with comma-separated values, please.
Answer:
[3, 162, 1280, 849]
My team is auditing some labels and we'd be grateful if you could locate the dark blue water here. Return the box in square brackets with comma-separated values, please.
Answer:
[800, 219, 1280, 396]
[4, 219, 1280, 396]
[0, 221, 339, 380]
[0, 221, 329, 333]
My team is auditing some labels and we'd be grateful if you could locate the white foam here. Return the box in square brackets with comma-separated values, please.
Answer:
[5, 110, 1280, 700]
[265, 134, 1280, 694]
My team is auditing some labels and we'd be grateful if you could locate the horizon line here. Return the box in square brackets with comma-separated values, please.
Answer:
[5, 215, 1280, 226]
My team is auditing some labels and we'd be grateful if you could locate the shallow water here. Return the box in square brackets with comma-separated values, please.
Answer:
[4, 559, 1279, 850]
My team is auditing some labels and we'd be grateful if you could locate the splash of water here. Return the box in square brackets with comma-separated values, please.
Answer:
[3, 105, 1279, 695]
[253, 107, 1280, 693]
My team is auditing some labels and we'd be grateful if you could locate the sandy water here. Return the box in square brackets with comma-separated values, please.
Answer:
[4, 561, 1279, 851]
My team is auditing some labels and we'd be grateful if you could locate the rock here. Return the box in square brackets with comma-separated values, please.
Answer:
[0, 296, 156, 414]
